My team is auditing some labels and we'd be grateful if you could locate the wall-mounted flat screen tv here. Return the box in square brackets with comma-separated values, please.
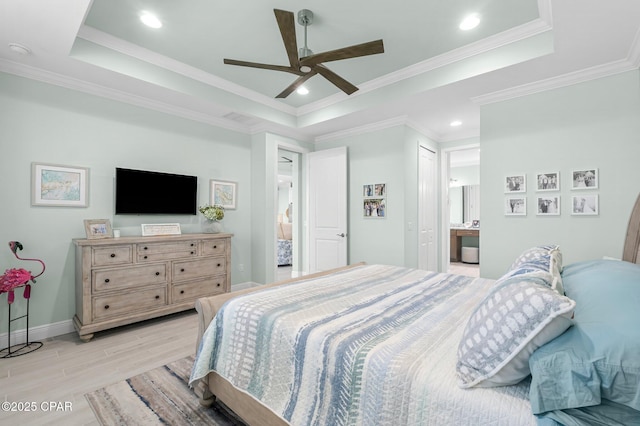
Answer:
[115, 168, 197, 215]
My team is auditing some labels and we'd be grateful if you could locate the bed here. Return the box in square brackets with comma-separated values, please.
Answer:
[190, 194, 640, 426]
[277, 222, 292, 266]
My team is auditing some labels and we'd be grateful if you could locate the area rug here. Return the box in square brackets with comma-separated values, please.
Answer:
[85, 355, 247, 425]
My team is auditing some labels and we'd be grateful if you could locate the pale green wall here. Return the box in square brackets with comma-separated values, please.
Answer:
[0, 73, 253, 330]
[480, 69, 640, 278]
[318, 125, 439, 268]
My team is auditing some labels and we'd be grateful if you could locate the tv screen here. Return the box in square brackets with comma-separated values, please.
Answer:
[115, 168, 197, 215]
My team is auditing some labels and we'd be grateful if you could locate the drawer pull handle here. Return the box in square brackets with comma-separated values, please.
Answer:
[180, 268, 185, 272]
[191, 243, 195, 247]
[190, 251, 195, 255]
[104, 305, 110, 309]
[144, 255, 148, 259]
[104, 278, 110, 283]
[217, 263, 221, 267]
[110, 253, 116, 258]
[216, 283, 221, 287]
[155, 295, 160, 299]
[144, 246, 148, 250]
[180, 290, 185, 294]
[155, 272, 160, 276]
[213, 245, 217, 249]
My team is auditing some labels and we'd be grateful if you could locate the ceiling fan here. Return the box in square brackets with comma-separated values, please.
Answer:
[223, 9, 384, 99]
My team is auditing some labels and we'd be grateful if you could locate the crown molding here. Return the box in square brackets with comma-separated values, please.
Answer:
[297, 16, 552, 116]
[472, 58, 638, 106]
[0, 58, 254, 134]
[314, 116, 408, 144]
[77, 25, 297, 116]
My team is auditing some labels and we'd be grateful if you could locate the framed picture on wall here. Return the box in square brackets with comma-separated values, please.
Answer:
[572, 194, 599, 215]
[536, 172, 559, 191]
[505, 175, 526, 193]
[363, 198, 386, 218]
[363, 183, 386, 218]
[31, 162, 89, 207]
[210, 179, 237, 209]
[537, 196, 560, 215]
[505, 197, 526, 215]
[571, 168, 598, 189]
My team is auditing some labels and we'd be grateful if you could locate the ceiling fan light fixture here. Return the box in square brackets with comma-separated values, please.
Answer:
[299, 65, 312, 73]
[296, 86, 309, 95]
[450, 120, 463, 127]
[459, 13, 480, 31]
[140, 11, 162, 29]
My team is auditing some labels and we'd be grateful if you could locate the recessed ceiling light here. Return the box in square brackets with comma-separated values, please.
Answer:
[296, 86, 309, 95]
[140, 12, 162, 29]
[450, 120, 463, 127]
[459, 13, 480, 31]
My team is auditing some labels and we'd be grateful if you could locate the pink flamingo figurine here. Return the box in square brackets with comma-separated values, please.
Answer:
[0, 241, 45, 304]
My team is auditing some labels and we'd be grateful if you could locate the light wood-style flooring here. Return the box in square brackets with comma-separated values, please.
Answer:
[0, 310, 198, 426]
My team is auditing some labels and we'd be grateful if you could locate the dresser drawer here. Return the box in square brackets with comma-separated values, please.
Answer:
[92, 287, 167, 320]
[172, 276, 226, 303]
[456, 229, 479, 237]
[201, 239, 227, 256]
[92, 246, 133, 267]
[93, 264, 167, 293]
[137, 241, 199, 262]
[172, 257, 225, 282]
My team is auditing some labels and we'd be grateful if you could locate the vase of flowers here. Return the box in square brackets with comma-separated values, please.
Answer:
[199, 204, 225, 233]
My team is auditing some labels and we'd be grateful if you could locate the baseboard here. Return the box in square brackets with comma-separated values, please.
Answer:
[0, 319, 74, 349]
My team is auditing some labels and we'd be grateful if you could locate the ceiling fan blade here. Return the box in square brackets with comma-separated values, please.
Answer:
[274, 9, 300, 69]
[300, 39, 384, 66]
[276, 72, 317, 98]
[314, 65, 359, 95]
[223, 59, 303, 76]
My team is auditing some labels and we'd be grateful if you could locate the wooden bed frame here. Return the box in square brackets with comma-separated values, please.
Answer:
[193, 193, 640, 426]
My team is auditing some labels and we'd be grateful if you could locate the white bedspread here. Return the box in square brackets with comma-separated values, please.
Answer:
[191, 264, 536, 425]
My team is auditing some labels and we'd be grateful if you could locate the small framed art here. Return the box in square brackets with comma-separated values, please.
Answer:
[536, 172, 559, 191]
[32, 162, 89, 207]
[363, 198, 386, 218]
[210, 179, 237, 210]
[505, 197, 526, 215]
[84, 219, 113, 239]
[537, 196, 560, 215]
[505, 175, 526, 193]
[572, 194, 599, 215]
[571, 169, 598, 189]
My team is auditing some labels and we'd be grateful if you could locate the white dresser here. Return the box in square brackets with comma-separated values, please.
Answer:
[73, 233, 232, 341]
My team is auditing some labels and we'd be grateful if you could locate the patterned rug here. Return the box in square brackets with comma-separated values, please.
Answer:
[85, 355, 247, 425]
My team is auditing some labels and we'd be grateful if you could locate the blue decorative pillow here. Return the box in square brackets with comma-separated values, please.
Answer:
[529, 260, 640, 414]
[508, 245, 564, 295]
[456, 274, 575, 388]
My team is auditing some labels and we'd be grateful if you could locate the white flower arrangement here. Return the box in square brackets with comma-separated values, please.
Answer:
[199, 204, 225, 221]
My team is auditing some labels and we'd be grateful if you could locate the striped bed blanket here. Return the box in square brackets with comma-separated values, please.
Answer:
[190, 264, 536, 425]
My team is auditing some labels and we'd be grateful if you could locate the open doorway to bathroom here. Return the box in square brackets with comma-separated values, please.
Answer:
[449, 148, 480, 277]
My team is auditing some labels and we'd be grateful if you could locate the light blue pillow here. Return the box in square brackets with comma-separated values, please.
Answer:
[456, 275, 575, 388]
[529, 259, 640, 414]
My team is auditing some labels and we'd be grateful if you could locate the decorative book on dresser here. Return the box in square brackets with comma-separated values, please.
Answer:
[73, 233, 232, 342]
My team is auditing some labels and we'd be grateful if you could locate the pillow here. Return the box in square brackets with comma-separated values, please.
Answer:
[528, 259, 640, 414]
[456, 274, 575, 388]
[508, 245, 564, 295]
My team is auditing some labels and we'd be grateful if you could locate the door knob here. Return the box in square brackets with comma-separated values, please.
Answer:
[336, 233, 346, 237]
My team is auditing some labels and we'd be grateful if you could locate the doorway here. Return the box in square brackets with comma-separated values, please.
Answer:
[276, 149, 300, 280]
[447, 147, 480, 277]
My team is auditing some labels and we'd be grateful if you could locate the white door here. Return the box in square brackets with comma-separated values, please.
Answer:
[419, 146, 437, 271]
[308, 147, 348, 272]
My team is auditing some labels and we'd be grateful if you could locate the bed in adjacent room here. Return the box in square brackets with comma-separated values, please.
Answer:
[189, 194, 640, 426]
